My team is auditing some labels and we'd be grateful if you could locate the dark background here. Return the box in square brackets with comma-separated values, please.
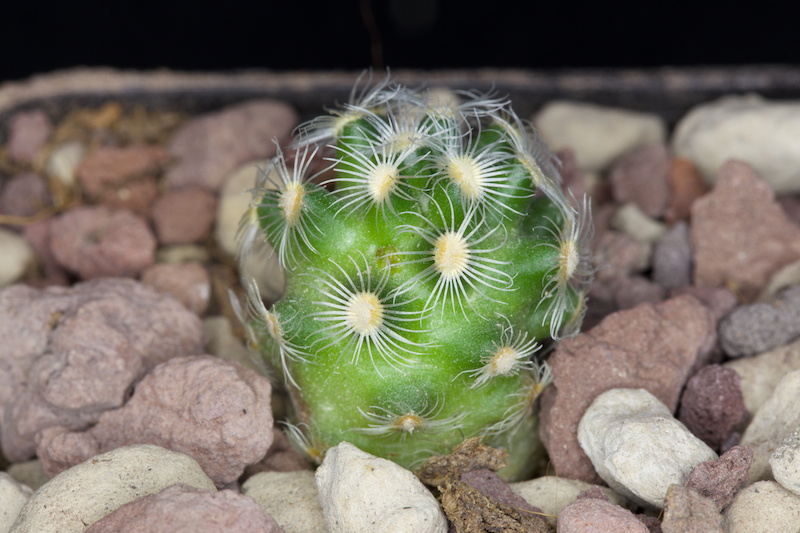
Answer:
[1, 0, 798, 83]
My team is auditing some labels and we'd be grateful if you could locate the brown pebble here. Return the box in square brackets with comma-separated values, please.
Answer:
[661, 484, 723, 533]
[151, 187, 218, 245]
[8, 110, 52, 163]
[77, 145, 167, 199]
[610, 144, 670, 218]
[141, 262, 211, 315]
[684, 445, 752, 511]
[665, 157, 708, 225]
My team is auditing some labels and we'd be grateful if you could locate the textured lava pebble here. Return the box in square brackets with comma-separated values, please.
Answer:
[678, 365, 748, 452]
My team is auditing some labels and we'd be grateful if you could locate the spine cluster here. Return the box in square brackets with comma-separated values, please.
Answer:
[233, 74, 593, 477]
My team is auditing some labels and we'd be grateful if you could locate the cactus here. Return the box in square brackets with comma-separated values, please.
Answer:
[233, 74, 593, 480]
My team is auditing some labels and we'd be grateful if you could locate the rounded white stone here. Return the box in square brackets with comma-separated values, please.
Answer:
[577, 388, 717, 509]
[0, 229, 34, 288]
[533, 101, 666, 173]
[10, 444, 215, 533]
[215, 160, 263, 257]
[611, 202, 668, 244]
[673, 94, 800, 194]
[1, 472, 33, 533]
[770, 424, 800, 496]
[242, 470, 327, 533]
[723, 481, 800, 533]
[509, 475, 625, 527]
[315, 441, 447, 533]
[45, 141, 86, 186]
[740, 369, 800, 485]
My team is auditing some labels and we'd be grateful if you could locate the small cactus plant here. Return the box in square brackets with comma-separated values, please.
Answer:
[233, 74, 593, 479]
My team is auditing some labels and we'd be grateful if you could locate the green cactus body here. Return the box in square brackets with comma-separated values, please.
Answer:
[234, 76, 593, 479]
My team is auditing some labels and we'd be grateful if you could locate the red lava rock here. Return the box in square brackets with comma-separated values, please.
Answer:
[556, 148, 588, 201]
[683, 445, 752, 512]
[539, 295, 716, 483]
[36, 355, 274, 487]
[243, 427, 313, 478]
[691, 160, 800, 302]
[50, 206, 156, 279]
[0, 172, 51, 220]
[609, 144, 670, 218]
[141, 262, 211, 315]
[652, 222, 692, 291]
[665, 158, 708, 226]
[777, 195, 800, 227]
[8, 110, 52, 163]
[22, 219, 70, 286]
[558, 497, 649, 533]
[678, 365, 747, 452]
[166, 100, 297, 191]
[0, 278, 205, 462]
[96, 176, 158, 219]
[77, 145, 167, 199]
[151, 187, 217, 245]
[584, 274, 666, 332]
[637, 514, 662, 533]
[576, 486, 610, 501]
[84, 483, 284, 533]
[661, 484, 723, 533]
[461, 468, 548, 527]
[669, 286, 738, 322]
[592, 231, 652, 282]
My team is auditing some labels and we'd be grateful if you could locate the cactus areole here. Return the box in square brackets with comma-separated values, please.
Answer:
[234, 74, 594, 480]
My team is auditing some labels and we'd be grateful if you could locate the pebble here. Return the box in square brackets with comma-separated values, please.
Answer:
[77, 145, 167, 200]
[778, 194, 800, 227]
[577, 388, 718, 509]
[669, 286, 738, 322]
[44, 141, 86, 186]
[611, 202, 668, 244]
[84, 483, 283, 533]
[0, 472, 32, 533]
[769, 424, 800, 496]
[241, 471, 328, 533]
[9, 445, 216, 533]
[722, 481, 800, 533]
[664, 157, 708, 225]
[35, 355, 274, 487]
[141, 262, 211, 315]
[673, 94, 800, 194]
[0, 229, 34, 288]
[96, 177, 158, 219]
[50, 206, 156, 279]
[592, 231, 653, 281]
[739, 369, 800, 484]
[7, 110, 52, 163]
[5, 460, 48, 492]
[691, 160, 800, 301]
[719, 286, 800, 357]
[215, 161, 262, 257]
[677, 365, 747, 452]
[315, 441, 447, 533]
[684, 446, 752, 512]
[533, 100, 666, 173]
[166, 99, 297, 191]
[0, 279, 205, 462]
[759, 257, 800, 300]
[724, 338, 800, 419]
[539, 295, 716, 484]
[240, 241, 285, 303]
[508, 476, 624, 528]
[660, 484, 723, 533]
[652, 221, 692, 291]
[155, 244, 211, 264]
[151, 186, 218, 245]
[0, 172, 51, 220]
[609, 143, 670, 218]
[556, 496, 648, 533]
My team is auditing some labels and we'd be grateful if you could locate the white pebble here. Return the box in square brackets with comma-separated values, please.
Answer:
[242, 470, 327, 533]
[0, 229, 34, 288]
[770, 425, 800, 496]
[578, 388, 717, 509]
[509, 476, 625, 528]
[0, 473, 32, 533]
[44, 141, 86, 186]
[740, 369, 800, 484]
[611, 202, 668, 244]
[673, 94, 800, 194]
[533, 101, 666, 173]
[723, 481, 800, 533]
[215, 161, 262, 257]
[315, 441, 447, 533]
[10, 444, 215, 533]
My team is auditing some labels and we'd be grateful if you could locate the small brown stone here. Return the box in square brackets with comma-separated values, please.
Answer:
[151, 187, 217, 245]
[610, 144, 670, 218]
[78, 145, 167, 199]
[557, 497, 648, 533]
[96, 176, 158, 219]
[8, 110, 52, 163]
[661, 484, 723, 533]
[684, 445, 752, 511]
[0, 172, 51, 219]
[141, 262, 211, 315]
[665, 158, 708, 225]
